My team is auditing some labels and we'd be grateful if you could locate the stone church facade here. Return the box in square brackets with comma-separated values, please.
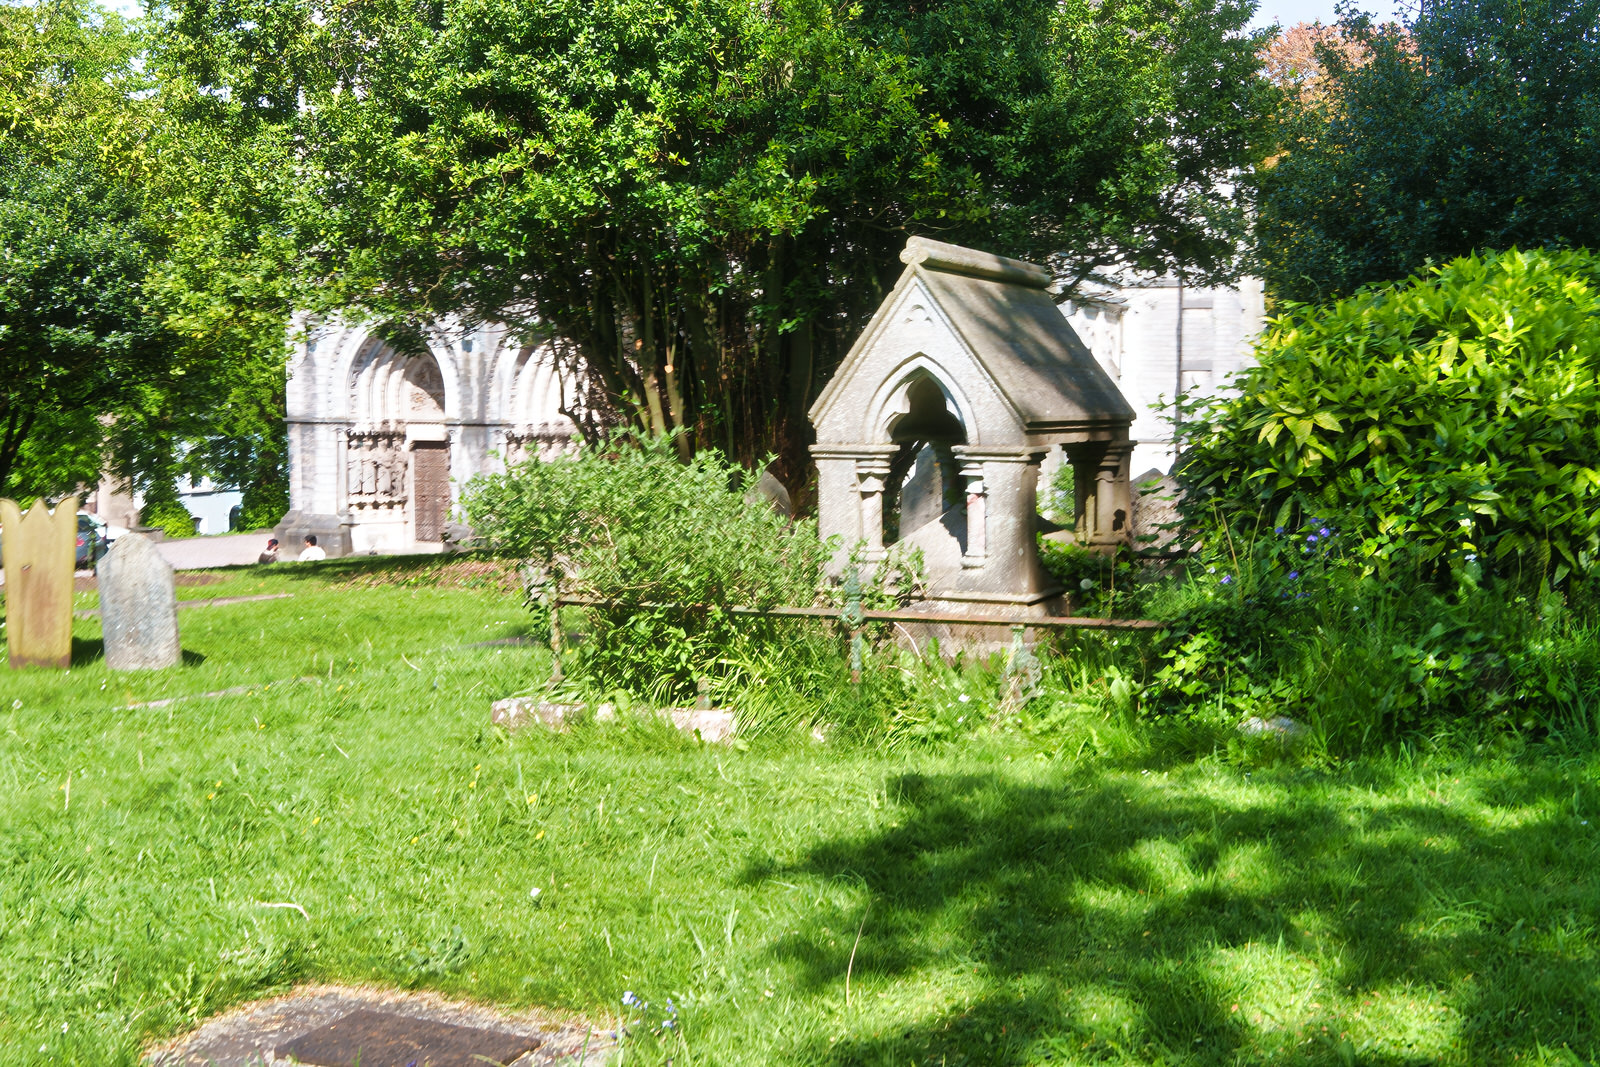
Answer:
[278, 275, 1261, 558]
[276, 316, 576, 558]
[1063, 274, 1265, 476]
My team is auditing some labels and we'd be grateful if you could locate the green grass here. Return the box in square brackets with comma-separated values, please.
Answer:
[2, 560, 1599, 1064]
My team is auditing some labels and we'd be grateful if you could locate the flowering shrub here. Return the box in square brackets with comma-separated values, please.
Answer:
[1144, 515, 1600, 747]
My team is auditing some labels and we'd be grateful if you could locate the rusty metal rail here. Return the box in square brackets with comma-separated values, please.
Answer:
[554, 594, 1160, 630]
[536, 589, 1161, 688]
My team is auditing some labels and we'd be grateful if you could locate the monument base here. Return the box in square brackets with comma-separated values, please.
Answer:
[272, 511, 353, 559]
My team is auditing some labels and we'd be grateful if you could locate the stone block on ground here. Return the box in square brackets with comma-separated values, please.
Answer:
[664, 707, 737, 743]
[491, 697, 582, 730]
[491, 696, 734, 742]
[1238, 715, 1307, 742]
[96, 533, 181, 670]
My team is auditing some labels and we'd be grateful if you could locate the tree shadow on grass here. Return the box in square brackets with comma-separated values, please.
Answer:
[757, 764, 1600, 1065]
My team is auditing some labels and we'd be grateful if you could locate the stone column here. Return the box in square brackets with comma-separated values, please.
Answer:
[1068, 439, 1134, 550]
[1090, 440, 1134, 547]
[952, 447, 1050, 596]
[809, 445, 896, 574]
[959, 461, 987, 568]
[855, 455, 893, 562]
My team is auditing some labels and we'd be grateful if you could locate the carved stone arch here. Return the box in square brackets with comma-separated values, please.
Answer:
[511, 345, 564, 424]
[863, 355, 977, 446]
[861, 359, 974, 551]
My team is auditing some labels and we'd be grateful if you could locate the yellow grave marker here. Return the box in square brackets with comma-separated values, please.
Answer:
[1, 496, 79, 669]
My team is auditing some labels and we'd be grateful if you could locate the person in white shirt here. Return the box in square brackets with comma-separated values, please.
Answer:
[299, 535, 327, 562]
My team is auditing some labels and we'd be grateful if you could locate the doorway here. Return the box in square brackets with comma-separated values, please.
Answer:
[411, 441, 450, 542]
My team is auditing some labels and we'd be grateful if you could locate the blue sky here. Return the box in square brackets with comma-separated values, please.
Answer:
[1250, 0, 1409, 29]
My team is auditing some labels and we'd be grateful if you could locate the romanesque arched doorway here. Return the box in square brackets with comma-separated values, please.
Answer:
[348, 344, 453, 544]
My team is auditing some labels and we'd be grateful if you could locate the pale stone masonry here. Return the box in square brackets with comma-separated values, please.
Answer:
[278, 272, 1261, 559]
[278, 316, 577, 558]
[1064, 274, 1265, 474]
[810, 237, 1138, 613]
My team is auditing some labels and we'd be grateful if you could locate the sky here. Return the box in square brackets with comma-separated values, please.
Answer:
[1249, 0, 1409, 30]
[105, 0, 1408, 41]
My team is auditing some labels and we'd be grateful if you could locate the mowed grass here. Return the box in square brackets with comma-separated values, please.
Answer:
[1, 560, 1599, 1065]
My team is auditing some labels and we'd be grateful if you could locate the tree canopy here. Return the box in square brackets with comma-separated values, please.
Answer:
[0, 0, 293, 516]
[160, 0, 1275, 488]
[1258, 0, 1600, 303]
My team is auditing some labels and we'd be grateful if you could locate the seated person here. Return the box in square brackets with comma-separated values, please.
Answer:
[299, 534, 327, 562]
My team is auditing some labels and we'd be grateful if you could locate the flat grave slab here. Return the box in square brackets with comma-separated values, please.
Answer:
[276, 1008, 537, 1066]
[144, 983, 610, 1066]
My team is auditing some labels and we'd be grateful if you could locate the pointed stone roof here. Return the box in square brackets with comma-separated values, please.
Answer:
[811, 237, 1135, 437]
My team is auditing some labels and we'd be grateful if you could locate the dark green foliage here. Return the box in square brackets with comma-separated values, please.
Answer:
[159, 0, 1274, 486]
[1037, 539, 1163, 617]
[0, 153, 173, 498]
[1140, 519, 1600, 749]
[461, 436, 828, 701]
[1178, 249, 1600, 589]
[0, 1, 294, 502]
[1258, 0, 1600, 301]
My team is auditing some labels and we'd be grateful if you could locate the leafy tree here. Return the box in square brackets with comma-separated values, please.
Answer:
[160, 0, 1274, 489]
[1258, 0, 1600, 302]
[1177, 248, 1600, 588]
[0, 2, 169, 498]
[0, 0, 294, 520]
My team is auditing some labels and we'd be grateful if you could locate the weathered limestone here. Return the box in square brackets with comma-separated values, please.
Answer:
[96, 533, 181, 670]
[491, 696, 735, 743]
[809, 236, 1138, 614]
[0, 497, 78, 669]
[281, 317, 580, 557]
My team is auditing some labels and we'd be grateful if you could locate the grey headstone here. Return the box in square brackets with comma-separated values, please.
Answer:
[749, 469, 794, 518]
[95, 533, 181, 670]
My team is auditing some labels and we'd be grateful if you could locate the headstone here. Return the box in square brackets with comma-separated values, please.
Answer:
[748, 468, 794, 518]
[1130, 469, 1182, 551]
[1, 496, 79, 669]
[96, 533, 181, 670]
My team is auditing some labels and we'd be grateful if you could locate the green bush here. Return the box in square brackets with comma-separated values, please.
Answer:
[1141, 519, 1600, 750]
[138, 486, 196, 539]
[1179, 248, 1600, 589]
[461, 434, 828, 702]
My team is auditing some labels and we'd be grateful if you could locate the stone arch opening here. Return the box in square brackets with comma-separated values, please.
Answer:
[881, 373, 968, 552]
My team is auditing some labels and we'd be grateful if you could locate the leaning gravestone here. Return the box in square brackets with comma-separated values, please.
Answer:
[96, 533, 181, 670]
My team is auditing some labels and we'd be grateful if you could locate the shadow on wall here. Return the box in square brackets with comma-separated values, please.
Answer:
[750, 764, 1600, 1064]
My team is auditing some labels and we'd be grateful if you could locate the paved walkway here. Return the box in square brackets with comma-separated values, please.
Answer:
[154, 532, 271, 570]
[1, 533, 446, 585]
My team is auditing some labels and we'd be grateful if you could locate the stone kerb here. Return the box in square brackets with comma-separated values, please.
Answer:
[96, 533, 181, 670]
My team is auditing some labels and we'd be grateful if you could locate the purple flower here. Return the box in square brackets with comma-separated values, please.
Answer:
[1318, 527, 1332, 538]
[1219, 574, 1233, 585]
[1306, 534, 1318, 544]
[1288, 570, 1299, 580]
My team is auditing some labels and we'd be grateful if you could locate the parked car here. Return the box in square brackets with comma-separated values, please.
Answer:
[0, 510, 116, 568]
[77, 512, 111, 568]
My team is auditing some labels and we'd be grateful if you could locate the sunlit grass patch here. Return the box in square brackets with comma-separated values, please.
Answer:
[2, 560, 1600, 1064]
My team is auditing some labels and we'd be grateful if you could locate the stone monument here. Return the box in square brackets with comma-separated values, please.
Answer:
[0, 496, 79, 669]
[96, 533, 181, 670]
[809, 237, 1137, 615]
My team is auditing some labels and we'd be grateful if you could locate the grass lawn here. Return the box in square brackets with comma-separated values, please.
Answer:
[2, 558, 1598, 1065]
